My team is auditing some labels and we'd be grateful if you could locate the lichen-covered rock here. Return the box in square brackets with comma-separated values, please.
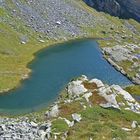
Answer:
[89, 79, 104, 88]
[45, 104, 59, 118]
[68, 80, 87, 96]
[102, 44, 140, 84]
[111, 85, 135, 102]
[83, 92, 92, 102]
[98, 86, 120, 109]
[72, 113, 82, 122]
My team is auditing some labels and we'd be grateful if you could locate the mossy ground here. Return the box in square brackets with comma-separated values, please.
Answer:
[23, 102, 140, 140]
[0, 80, 140, 139]
[125, 85, 140, 96]
[67, 106, 140, 140]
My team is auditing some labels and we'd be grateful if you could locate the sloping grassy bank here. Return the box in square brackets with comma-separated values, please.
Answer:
[0, 0, 140, 93]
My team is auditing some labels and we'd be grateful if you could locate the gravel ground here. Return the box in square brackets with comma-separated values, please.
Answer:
[1, 0, 100, 39]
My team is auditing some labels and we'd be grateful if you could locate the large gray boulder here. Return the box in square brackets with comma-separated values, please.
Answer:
[45, 104, 59, 118]
[68, 80, 87, 96]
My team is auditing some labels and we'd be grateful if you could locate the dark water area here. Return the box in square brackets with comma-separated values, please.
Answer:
[0, 39, 132, 115]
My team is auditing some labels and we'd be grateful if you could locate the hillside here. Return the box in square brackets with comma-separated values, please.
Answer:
[0, 0, 140, 93]
[0, 76, 140, 139]
[0, 1, 140, 140]
[84, 0, 140, 22]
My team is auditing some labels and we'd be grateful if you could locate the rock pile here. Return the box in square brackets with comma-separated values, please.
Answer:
[0, 117, 40, 140]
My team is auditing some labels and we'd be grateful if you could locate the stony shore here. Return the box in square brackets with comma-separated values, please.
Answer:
[102, 44, 140, 85]
[0, 0, 140, 138]
[0, 0, 140, 93]
[0, 75, 140, 140]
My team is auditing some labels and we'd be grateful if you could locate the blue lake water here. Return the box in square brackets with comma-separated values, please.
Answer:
[0, 39, 132, 115]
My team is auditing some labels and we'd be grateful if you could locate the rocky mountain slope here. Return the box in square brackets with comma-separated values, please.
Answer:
[84, 0, 140, 22]
[0, 76, 140, 140]
[0, 0, 140, 92]
[0, 1, 140, 139]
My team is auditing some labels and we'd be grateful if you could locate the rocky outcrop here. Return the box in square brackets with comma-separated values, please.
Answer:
[84, 0, 140, 22]
[45, 104, 59, 118]
[68, 79, 88, 96]
[66, 75, 140, 113]
[103, 44, 140, 85]
[0, 76, 140, 140]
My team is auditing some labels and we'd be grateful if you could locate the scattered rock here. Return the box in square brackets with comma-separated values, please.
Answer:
[72, 113, 82, 122]
[68, 80, 87, 96]
[20, 35, 29, 44]
[100, 102, 120, 109]
[0, 76, 140, 139]
[122, 127, 132, 131]
[39, 39, 45, 43]
[0, 117, 40, 140]
[111, 85, 135, 102]
[63, 118, 74, 127]
[38, 122, 52, 140]
[30, 121, 38, 128]
[103, 44, 140, 84]
[83, 92, 92, 102]
[89, 79, 104, 88]
[56, 21, 61, 25]
[45, 104, 59, 118]
[131, 121, 138, 129]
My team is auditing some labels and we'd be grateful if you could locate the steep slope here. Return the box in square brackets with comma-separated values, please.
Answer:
[0, 0, 140, 92]
[0, 76, 140, 139]
[84, 0, 140, 22]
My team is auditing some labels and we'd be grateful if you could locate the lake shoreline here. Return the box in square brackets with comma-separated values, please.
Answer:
[0, 75, 140, 139]
[0, 37, 134, 96]
[0, 39, 133, 115]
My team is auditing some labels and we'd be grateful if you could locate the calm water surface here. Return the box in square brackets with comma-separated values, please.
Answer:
[0, 39, 132, 115]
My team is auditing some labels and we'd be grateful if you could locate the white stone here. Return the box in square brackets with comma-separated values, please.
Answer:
[83, 92, 92, 102]
[46, 104, 59, 118]
[122, 127, 131, 131]
[30, 121, 38, 127]
[63, 118, 74, 127]
[131, 121, 138, 129]
[56, 21, 61, 25]
[64, 99, 72, 103]
[100, 102, 119, 109]
[21, 41, 26, 44]
[40, 131, 48, 140]
[89, 79, 104, 88]
[80, 75, 88, 81]
[68, 80, 87, 96]
[111, 85, 135, 102]
[72, 113, 82, 122]
[98, 87, 119, 109]
[39, 40, 45, 43]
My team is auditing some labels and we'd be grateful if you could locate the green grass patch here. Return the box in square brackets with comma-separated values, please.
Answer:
[125, 85, 140, 96]
[67, 106, 140, 140]
[52, 119, 69, 133]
